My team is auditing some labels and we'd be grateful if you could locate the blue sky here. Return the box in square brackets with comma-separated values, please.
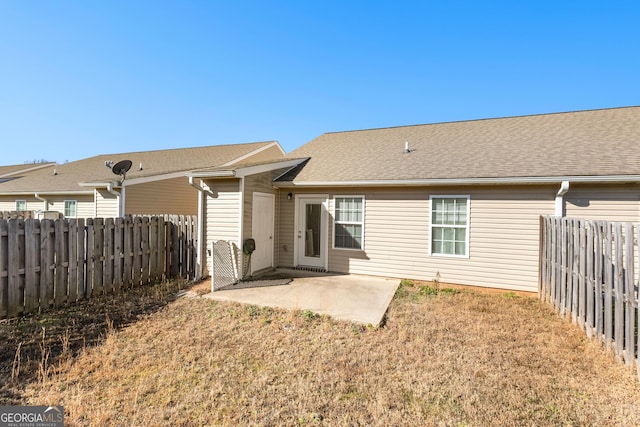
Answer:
[1, 1, 638, 165]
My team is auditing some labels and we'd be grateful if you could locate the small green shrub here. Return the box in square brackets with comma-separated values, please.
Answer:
[419, 285, 458, 296]
[400, 279, 415, 287]
[419, 285, 439, 296]
[301, 310, 318, 321]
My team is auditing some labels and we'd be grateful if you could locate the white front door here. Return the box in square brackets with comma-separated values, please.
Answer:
[251, 192, 275, 273]
[295, 195, 328, 269]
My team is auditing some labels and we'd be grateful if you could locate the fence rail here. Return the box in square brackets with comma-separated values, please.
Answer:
[539, 216, 639, 376]
[0, 215, 197, 319]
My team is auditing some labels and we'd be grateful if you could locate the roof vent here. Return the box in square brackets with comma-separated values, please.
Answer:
[404, 141, 411, 154]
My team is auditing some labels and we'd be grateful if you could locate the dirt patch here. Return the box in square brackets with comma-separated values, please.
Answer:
[2, 279, 640, 425]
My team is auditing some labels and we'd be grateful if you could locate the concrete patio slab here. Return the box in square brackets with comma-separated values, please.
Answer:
[202, 269, 400, 326]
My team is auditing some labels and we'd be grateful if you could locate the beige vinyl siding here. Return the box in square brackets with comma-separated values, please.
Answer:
[242, 168, 289, 240]
[47, 195, 95, 219]
[565, 183, 640, 222]
[124, 177, 198, 216]
[203, 179, 241, 275]
[0, 196, 46, 212]
[95, 189, 120, 218]
[277, 186, 557, 292]
[276, 189, 296, 267]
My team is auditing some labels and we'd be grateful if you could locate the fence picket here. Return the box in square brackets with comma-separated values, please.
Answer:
[141, 217, 150, 285]
[113, 218, 124, 292]
[40, 220, 55, 308]
[104, 218, 114, 293]
[624, 223, 635, 366]
[85, 219, 95, 298]
[614, 223, 624, 359]
[7, 219, 25, 317]
[585, 222, 594, 338]
[76, 218, 86, 300]
[93, 218, 104, 295]
[54, 219, 68, 307]
[594, 222, 604, 342]
[133, 216, 142, 286]
[123, 217, 133, 288]
[0, 221, 8, 317]
[24, 220, 40, 312]
[68, 219, 79, 303]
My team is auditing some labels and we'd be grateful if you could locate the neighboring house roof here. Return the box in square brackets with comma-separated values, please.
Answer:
[0, 141, 283, 194]
[277, 107, 640, 186]
[0, 162, 55, 179]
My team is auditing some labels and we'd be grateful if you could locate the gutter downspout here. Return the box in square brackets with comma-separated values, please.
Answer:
[106, 183, 122, 217]
[555, 181, 570, 217]
[189, 176, 206, 280]
[34, 193, 49, 211]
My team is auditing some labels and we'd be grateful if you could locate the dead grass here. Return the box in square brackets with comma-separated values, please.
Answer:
[2, 278, 640, 426]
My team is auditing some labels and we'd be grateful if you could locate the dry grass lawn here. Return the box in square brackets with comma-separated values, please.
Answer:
[2, 278, 640, 426]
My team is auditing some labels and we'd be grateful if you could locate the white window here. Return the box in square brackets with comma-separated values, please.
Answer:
[64, 200, 77, 218]
[15, 200, 26, 211]
[333, 196, 364, 250]
[430, 196, 469, 257]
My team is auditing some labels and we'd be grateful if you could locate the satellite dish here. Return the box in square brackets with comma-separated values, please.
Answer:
[111, 159, 132, 184]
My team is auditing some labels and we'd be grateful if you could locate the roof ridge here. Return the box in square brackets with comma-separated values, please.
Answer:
[322, 105, 640, 136]
[87, 140, 278, 159]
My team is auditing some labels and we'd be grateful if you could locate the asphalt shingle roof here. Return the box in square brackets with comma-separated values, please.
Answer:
[282, 107, 640, 183]
[0, 142, 278, 193]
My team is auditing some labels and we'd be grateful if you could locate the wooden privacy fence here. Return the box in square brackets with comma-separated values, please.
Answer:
[0, 215, 197, 319]
[539, 215, 639, 376]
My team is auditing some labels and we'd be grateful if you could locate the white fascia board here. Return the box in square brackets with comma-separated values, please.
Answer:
[273, 175, 640, 188]
[0, 190, 95, 196]
[187, 170, 236, 179]
[188, 159, 305, 179]
[221, 142, 285, 167]
[116, 171, 191, 186]
[78, 181, 118, 188]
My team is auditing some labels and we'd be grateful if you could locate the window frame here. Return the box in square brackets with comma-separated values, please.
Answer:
[64, 200, 77, 218]
[429, 195, 470, 258]
[332, 195, 365, 251]
[15, 200, 27, 211]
